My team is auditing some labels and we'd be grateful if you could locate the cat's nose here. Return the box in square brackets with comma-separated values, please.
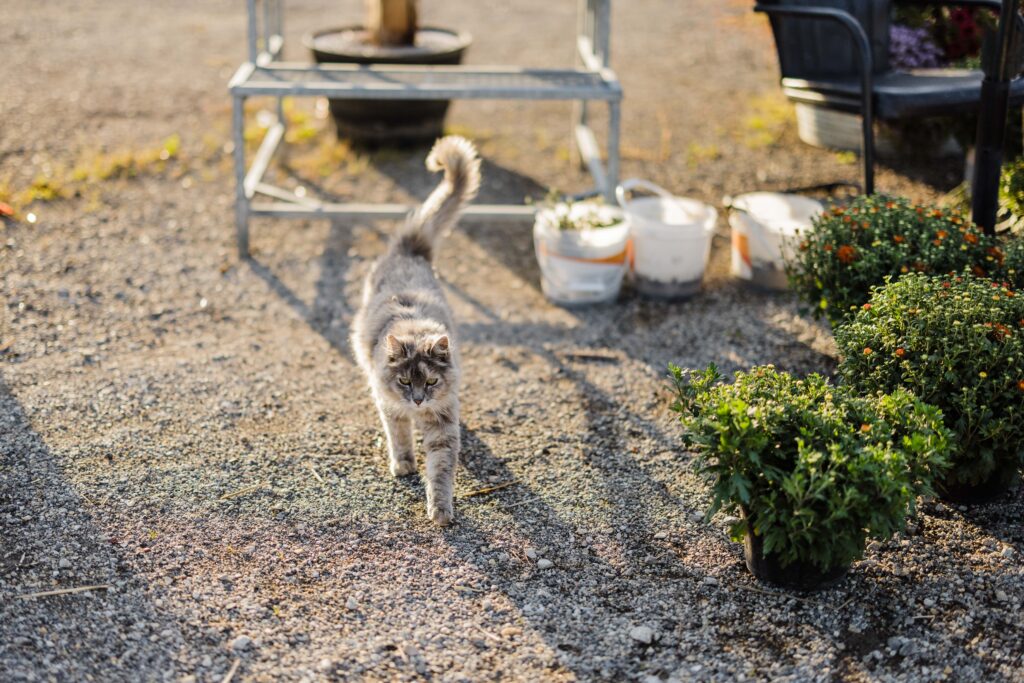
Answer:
[414, 398, 423, 405]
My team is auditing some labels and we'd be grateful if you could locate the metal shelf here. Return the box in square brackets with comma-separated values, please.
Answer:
[230, 0, 621, 257]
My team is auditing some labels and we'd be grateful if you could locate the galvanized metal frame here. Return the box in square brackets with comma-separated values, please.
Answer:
[230, 0, 622, 257]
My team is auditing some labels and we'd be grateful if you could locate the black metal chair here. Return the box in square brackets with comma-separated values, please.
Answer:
[755, 0, 1024, 194]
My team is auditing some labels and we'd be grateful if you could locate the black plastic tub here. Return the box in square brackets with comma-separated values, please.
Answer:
[305, 27, 471, 145]
[742, 526, 849, 592]
[937, 464, 1020, 505]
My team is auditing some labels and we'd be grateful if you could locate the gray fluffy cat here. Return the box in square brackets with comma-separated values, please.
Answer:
[351, 136, 480, 526]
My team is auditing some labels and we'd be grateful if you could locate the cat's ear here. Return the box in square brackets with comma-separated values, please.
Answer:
[429, 335, 450, 359]
[385, 334, 407, 361]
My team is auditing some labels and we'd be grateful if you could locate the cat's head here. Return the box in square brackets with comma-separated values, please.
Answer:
[379, 334, 454, 408]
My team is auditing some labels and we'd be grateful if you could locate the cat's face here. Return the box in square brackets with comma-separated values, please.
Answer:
[380, 334, 454, 408]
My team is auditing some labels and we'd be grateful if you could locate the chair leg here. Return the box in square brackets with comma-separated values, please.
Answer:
[861, 112, 875, 195]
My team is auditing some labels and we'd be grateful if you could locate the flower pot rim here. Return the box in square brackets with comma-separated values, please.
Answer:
[304, 26, 473, 61]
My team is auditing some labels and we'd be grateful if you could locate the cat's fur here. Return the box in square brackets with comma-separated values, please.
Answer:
[351, 136, 480, 526]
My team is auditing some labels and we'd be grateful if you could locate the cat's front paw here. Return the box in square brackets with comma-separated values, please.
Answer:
[389, 455, 417, 477]
[427, 501, 455, 526]
[390, 460, 417, 477]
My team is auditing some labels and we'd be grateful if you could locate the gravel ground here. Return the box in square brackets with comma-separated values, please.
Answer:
[2, 1, 1022, 682]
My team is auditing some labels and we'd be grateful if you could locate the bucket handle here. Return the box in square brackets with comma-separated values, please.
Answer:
[615, 178, 678, 211]
[618, 178, 717, 234]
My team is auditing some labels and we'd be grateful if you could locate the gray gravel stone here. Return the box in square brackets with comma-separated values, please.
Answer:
[629, 626, 655, 645]
[230, 635, 253, 652]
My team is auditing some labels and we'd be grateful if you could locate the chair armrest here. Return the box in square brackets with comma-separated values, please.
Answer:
[753, 4, 875, 76]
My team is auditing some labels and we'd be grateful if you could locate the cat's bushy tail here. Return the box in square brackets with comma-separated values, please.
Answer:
[392, 136, 481, 261]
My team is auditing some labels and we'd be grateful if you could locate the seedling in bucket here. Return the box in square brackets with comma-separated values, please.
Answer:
[532, 192, 630, 305]
[616, 179, 717, 300]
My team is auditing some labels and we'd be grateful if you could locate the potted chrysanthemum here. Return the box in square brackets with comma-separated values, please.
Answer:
[671, 364, 951, 590]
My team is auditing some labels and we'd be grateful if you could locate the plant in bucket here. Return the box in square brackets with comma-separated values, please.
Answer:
[726, 192, 823, 291]
[532, 192, 630, 305]
[670, 364, 951, 591]
[616, 179, 717, 300]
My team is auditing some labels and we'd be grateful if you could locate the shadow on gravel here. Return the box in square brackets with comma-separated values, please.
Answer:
[450, 427, 702, 679]
[248, 217, 359, 360]
[0, 377, 184, 681]
[950, 490, 1024, 557]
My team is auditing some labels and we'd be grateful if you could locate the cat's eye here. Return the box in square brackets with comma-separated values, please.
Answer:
[398, 377, 411, 386]
[426, 378, 438, 386]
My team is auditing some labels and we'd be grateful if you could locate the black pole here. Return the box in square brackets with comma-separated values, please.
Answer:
[971, 0, 1021, 235]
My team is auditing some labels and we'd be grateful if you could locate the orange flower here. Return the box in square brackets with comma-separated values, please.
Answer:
[964, 233, 979, 244]
[932, 210, 943, 218]
[895, 348, 906, 358]
[893, 235, 906, 244]
[1018, 380, 1024, 392]
[843, 215, 852, 224]
[886, 201, 896, 209]
[936, 230, 948, 239]
[863, 347, 873, 355]
[860, 423, 872, 433]
[932, 239, 943, 247]
[837, 245, 857, 264]
[833, 207, 845, 216]
[862, 303, 872, 310]
[942, 281, 951, 288]
[972, 265, 987, 277]
[824, 244, 834, 252]
[993, 323, 1012, 341]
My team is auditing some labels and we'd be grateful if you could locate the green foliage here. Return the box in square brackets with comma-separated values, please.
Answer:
[836, 273, 1024, 486]
[1002, 157, 1024, 233]
[945, 157, 1024, 234]
[786, 195, 1023, 326]
[669, 364, 951, 572]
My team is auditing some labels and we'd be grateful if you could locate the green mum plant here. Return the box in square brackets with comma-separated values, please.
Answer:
[836, 272, 1024, 489]
[786, 195, 1022, 327]
[670, 364, 951, 572]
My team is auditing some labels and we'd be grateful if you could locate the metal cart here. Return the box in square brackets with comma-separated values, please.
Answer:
[228, 0, 622, 257]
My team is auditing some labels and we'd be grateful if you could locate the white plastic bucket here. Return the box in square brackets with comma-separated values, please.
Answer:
[533, 203, 630, 305]
[727, 192, 823, 291]
[616, 179, 716, 299]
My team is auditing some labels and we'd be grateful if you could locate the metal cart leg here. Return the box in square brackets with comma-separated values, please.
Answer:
[233, 95, 250, 259]
[606, 100, 621, 201]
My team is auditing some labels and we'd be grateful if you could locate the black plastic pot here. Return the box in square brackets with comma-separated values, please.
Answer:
[742, 520, 849, 592]
[937, 463, 1021, 505]
[305, 27, 471, 145]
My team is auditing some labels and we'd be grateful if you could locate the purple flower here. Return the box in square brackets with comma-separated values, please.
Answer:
[890, 24, 945, 70]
